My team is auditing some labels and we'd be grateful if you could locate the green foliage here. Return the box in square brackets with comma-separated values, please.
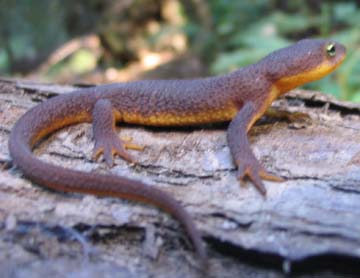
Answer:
[207, 1, 360, 101]
[304, 3, 360, 102]
[0, 0, 67, 66]
[0, 0, 359, 101]
[46, 49, 97, 80]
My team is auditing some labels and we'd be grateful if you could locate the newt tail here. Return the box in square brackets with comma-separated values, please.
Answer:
[9, 39, 346, 267]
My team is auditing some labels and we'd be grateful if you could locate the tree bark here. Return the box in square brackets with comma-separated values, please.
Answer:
[1, 78, 360, 277]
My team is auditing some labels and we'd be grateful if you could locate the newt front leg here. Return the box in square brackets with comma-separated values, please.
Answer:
[227, 102, 284, 195]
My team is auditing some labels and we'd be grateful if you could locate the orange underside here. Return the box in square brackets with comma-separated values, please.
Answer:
[122, 106, 239, 126]
[31, 112, 91, 147]
[275, 60, 342, 94]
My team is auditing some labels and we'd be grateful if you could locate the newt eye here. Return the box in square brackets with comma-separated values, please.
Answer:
[326, 43, 336, 57]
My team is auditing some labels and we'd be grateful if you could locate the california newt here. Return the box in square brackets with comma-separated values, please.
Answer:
[8, 39, 346, 265]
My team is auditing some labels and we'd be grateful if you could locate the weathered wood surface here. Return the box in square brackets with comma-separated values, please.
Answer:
[1, 78, 360, 277]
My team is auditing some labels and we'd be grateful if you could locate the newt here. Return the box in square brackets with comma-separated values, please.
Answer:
[8, 39, 346, 266]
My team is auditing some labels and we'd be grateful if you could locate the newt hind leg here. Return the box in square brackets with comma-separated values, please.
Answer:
[92, 99, 142, 166]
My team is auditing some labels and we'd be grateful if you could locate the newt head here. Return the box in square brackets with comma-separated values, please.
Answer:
[263, 38, 346, 94]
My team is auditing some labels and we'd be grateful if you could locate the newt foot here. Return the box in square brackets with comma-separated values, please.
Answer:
[237, 160, 284, 196]
[121, 136, 145, 151]
[92, 133, 135, 166]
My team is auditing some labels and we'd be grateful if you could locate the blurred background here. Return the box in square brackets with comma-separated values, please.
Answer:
[0, 0, 359, 101]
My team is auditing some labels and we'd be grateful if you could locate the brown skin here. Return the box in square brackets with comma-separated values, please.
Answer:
[8, 39, 346, 266]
